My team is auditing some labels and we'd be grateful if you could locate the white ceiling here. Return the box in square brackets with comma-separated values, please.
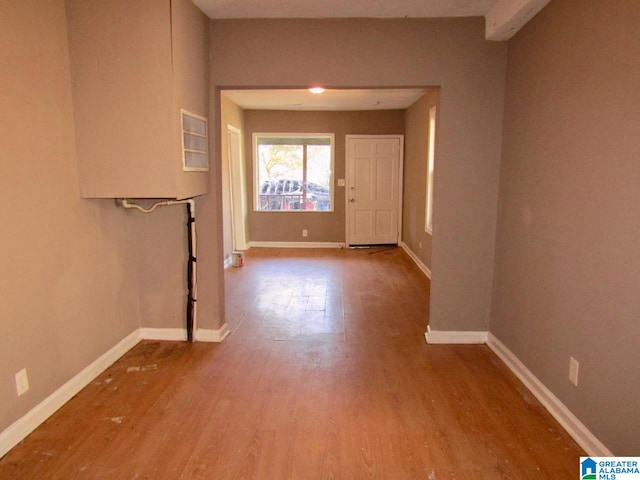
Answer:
[192, 0, 551, 40]
[222, 88, 430, 111]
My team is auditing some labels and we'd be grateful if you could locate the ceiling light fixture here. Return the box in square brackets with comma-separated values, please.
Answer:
[308, 87, 325, 94]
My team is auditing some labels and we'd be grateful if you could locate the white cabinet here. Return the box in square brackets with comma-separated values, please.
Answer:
[66, 0, 210, 199]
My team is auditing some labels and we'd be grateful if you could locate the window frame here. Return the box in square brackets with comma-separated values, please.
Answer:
[181, 109, 209, 172]
[253, 133, 335, 213]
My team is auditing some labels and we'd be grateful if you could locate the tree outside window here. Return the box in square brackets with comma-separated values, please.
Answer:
[255, 134, 334, 212]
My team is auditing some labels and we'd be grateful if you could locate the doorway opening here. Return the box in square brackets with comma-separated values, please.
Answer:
[220, 87, 438, 327]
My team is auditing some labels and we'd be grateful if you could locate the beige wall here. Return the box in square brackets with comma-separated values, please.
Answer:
[0, 0, 141, 432]
[131, 202, 189, 330]
[491, 0, 640, 454]
[66, 0, 173, 198]
[171, 0, 211, 199]
[1, 0, 211, 436]
[243, 109, 405, 243]
[65, 0, 210, 327]
[207, 19, 507, 332]
[195, 89, 226, 331]
[66, 0, 209, 199]
[402, 90, 439, 271]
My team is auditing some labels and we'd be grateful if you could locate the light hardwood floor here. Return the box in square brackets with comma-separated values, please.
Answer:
[0, 247, 584, 479]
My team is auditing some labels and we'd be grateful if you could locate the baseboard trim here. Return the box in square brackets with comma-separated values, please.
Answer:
[223, 256, 233, 269]
[195, 324, 230, 342]
[140, 326, 231, 343]
[400, 242, 431, 279]
[249, 241, 346, 249]
[425, 325, 488, 344]
[486, 333, 613, 456]
[140, 327, 187, 341]
[0, 329, 141, 459]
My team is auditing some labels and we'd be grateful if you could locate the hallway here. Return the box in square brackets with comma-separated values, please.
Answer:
[0, 247, 583, 479]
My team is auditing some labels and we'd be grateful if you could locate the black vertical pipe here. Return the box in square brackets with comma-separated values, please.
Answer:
[186, 203, 195, 342]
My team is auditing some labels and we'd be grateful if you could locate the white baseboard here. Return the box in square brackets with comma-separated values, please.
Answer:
[400, 242, 431, 279]
[0, 329, 141, 459]
[486, 333, 613, 456]
[425, 325, 488, 344]
[140, 326, 231, 343]
[223, 256, 233, 269]
[140, 327, 188, 341]
[195, 324, 230, 342]
[249, 241, 346, 249]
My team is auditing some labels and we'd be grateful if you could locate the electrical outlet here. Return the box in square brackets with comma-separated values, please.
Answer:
[15, 368, 29, 396]
[302, 229, 308, 237]
[569, 357, 579, 386]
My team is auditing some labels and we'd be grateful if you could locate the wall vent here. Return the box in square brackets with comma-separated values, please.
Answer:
[181, 109, 209, 171]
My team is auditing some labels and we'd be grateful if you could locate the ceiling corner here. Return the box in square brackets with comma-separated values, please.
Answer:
[485, 0, 552, 41]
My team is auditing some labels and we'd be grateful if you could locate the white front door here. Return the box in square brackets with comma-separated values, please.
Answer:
[346, 136, 403, 246]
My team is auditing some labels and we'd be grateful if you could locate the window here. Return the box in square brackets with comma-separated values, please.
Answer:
[254, 134, 334, 212]
[425, 106, 436, 233]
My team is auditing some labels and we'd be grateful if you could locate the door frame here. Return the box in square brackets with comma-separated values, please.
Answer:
[345, 135, 404, 246]
[227, 124, 248, 251]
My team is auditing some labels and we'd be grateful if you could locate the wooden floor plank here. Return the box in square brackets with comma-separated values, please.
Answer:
[0, 247, 584, 479]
